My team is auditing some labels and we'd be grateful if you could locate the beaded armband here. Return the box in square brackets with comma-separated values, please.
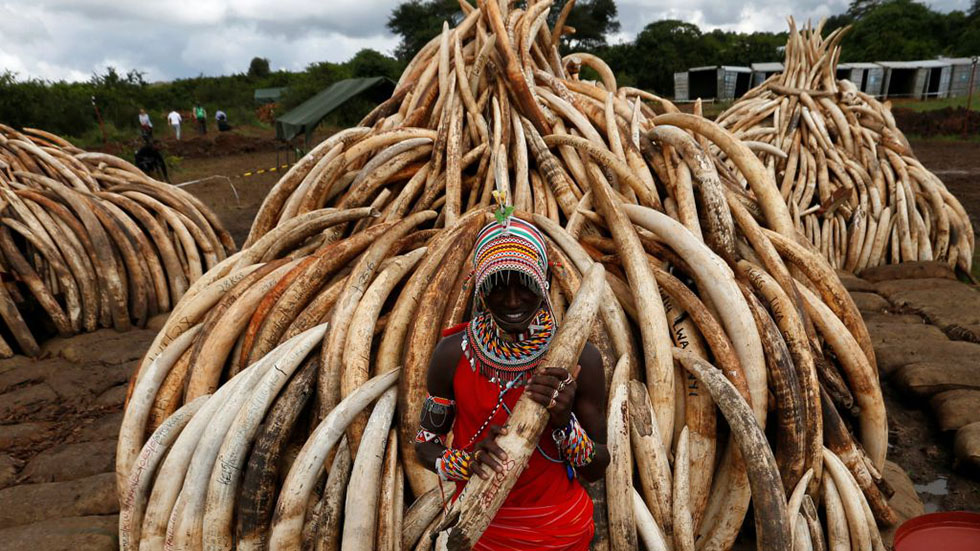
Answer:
[436, 448, 472, 481]
[417, 394, 455, 446]
[415, 429, 445, 445]
[551, 413, 596, 468]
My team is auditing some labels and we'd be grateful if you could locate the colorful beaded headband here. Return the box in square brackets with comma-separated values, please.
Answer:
[472, 215, 550, 301]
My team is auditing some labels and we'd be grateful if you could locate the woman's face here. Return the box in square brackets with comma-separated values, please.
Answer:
[483, 274, 544, 333]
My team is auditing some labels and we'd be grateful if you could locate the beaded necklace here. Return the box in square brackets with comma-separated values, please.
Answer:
[459, 309, 559, 457]
[463, 309, 554, 383]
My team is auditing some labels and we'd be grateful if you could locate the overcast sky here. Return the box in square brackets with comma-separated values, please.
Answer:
[0, 0, 971, 83]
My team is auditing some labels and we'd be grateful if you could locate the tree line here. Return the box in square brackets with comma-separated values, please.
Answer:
[0, 50, 403, 144]
[1, 0, 977, 143]
[389, 0, 980, 100]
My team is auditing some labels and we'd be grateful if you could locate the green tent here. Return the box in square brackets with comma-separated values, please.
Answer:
[254, 87, 287, 104]
[275, 77, 395, 144]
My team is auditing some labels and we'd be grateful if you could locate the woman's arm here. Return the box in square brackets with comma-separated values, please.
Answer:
[414, 333, 462, 473]
[570, 343, 610, 481]
[524, 342, 610, 481]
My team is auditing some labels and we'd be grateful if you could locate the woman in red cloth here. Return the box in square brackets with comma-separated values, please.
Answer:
[414, 214, 609, 550]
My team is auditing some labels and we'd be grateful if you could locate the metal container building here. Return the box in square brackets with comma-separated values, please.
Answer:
[943, 57, 979, 98]
[878, 60, 952, 99]
[751, 62, 784, 87]
[674, 71, 689, 102]
[919, 60, 953, 98]
[685, 65, 753, 101]
[835, 62, 884, 96]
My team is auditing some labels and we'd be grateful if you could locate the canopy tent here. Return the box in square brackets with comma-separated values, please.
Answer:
[275, 77, 395, 144]
[254, 87, 288, 104]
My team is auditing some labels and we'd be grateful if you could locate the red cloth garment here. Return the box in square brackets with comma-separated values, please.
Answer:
[442, 324, 594, 550]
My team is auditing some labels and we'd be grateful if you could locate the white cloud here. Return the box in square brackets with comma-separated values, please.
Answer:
[178, 23, 399, 76]
[613, 0, 853, 35]
[0, 0, 972, 82]
[0, 0, 405, 82]
[615, 0, 968, 36]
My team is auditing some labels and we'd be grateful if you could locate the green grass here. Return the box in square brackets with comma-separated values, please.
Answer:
[68, 122, 136, 151]
[888, 95, 980, 112]
[701, 100, 734, 118]
[676, 100, 734, 119]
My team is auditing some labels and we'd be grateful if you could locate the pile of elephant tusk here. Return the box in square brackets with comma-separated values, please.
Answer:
[0, 124, 236, 357]
[716, 19, 973, 274]
[119, 3, 915, 551]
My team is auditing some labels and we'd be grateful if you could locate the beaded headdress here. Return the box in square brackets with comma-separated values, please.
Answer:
[462, 205, 556, 383]
[471, 215, 551, 306]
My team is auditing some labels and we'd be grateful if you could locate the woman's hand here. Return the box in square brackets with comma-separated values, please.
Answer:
[526, 366, 576, 428]
[471, 425, 509, 480]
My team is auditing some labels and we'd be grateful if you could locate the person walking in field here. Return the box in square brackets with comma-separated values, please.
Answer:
[414, 210, 609, 550]
[167, 109, 182, 140]
[194, 104, 207, 135]
[138, 108, 153, 142]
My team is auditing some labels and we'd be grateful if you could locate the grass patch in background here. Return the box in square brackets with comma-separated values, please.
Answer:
[674, 100, 733, 119]
[890, 96, 980, 112]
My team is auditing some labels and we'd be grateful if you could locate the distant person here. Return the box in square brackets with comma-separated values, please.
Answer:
[167, 109, 182, 140]
[135, 140, 170, 183]
[215, 109, 231, 132]
[138, 108, 153, 141]
[194, 104, 207, 135]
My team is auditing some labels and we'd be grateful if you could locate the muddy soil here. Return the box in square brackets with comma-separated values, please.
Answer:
[170, 149, 287, 246]
[883, 379, 980, 512]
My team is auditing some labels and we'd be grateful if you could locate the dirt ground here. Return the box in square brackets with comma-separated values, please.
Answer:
[93, 127, 314, 247]
[882, 379, 980, 513]
[170, 151, 285, 246]
[157, 129, 332, 247]
[909, 140, 980, 275]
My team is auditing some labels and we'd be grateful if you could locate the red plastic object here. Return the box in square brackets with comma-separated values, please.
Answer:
[894, 512, 980, 551]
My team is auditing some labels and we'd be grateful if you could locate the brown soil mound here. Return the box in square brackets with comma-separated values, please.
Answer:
[89, 132, 284, 160]
[892, 107, 980, 137]
[163, 132, 282, 158]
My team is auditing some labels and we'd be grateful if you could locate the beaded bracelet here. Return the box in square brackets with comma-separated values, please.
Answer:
[436, 448, 472, 481]
[551, 413, 596, 468]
